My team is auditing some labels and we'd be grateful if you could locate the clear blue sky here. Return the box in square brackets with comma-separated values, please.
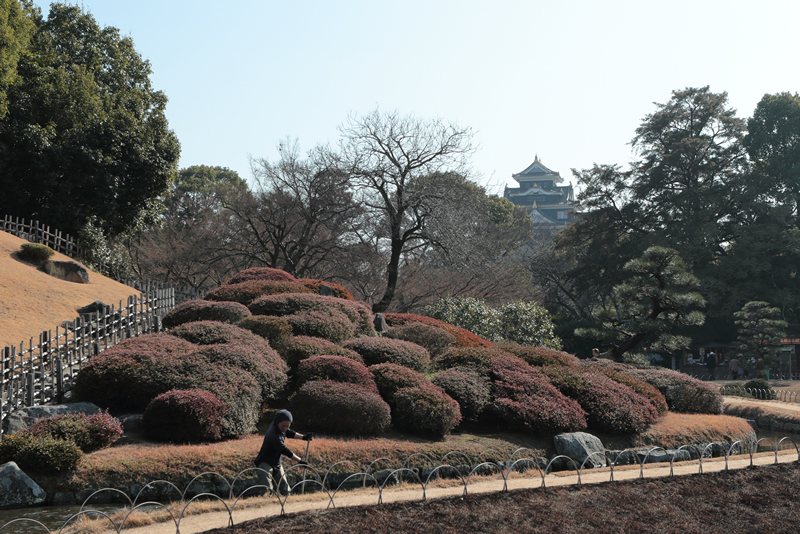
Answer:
[32, 1, 800, 194]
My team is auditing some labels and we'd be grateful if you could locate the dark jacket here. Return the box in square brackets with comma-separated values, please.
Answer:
[254, 410, 296, 467]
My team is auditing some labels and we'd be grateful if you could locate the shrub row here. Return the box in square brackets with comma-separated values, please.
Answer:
[206, 280, 314, 305]
[142, 389, 228, 443]
[626, 366, 723, 414]
[431, 367, 491, 423]
[249, 293, 374, 337]
[278, 335, 364, 370]
[296, 355, 379, 395]
[497, 343, 579, 368]
[384, 323, 456, 358]
[289, 381, 391, 435]
[226, 267, 296, 284]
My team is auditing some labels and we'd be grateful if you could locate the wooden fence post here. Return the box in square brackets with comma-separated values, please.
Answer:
[56, 357, 64, 404]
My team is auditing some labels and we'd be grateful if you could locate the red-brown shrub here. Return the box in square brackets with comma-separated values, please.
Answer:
[226, 267, 296, 284]
[193, 343, 289, 403]
[142, 389, 227, 443]
[285, 311, 356, 343]
[391, 385, 462, 437]
[249, 293, 374, 336]
[368, 363, 430, 402]
[289, 381, 391, 435]
[27, 412, 123, 452]
[432, 368, 491, 422]
[626, 366, 723, 414]
[542, 365, 659, 434]
[296, 355, 379, 394]
[384, 323, 456, 357]
[298, 279, 355, 301]
[581, 361, 669, 415]
[383, 313, 493, 348]
[497, 343, 579, 368]
[432, 346, 516, 372]
[167, 321, 278, 354]
[161, 299, 251, 328]
[342, 337, 431, 372]
[206, 280, 313, 305]
[486, 355, 587, 433]
[237, 315, 293, 350]
[278, 335, 363, 370]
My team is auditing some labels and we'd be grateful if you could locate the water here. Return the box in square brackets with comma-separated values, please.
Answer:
[0, 503, 127, 534]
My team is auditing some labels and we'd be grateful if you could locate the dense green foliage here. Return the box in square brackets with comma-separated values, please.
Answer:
[733, 301, 787, 369]
[0, 432, 83, 473]
[18, 241, 53, 262]
[26, 412, 123, 452]
[0, 3, 180, 237]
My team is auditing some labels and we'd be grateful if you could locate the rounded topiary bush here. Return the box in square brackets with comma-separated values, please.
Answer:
[296, 355, 378, 394]
[162, 299, 252, 328]
[227, 267, 296, 284]
[289, 381, 391, 435]
[542, 365, 659, 434]
[249, 293, 374, 336]
[27, 412, 123, 452]
[432, 346, 514, 372]
[193, 343, 289, 403]
[18, 242, 55, 262]
[485, 355, 587, 433]
[368, 363, 430, 402]
[384, 323, 456, 358]
[278, 335, 363, 370]
[0, 433, 82, 473]
[627, 367, 723, 414]
[72, 334, 196, 408]
[298, 279, 355, 300]
[497, 343, 579, 368]
[743, 378, 773, 392]
[342, 337, 430, 372]
[168, 320, 273, 349]
[142, 389, 227, 443]
[383, 313, 493, 348]
[206, 280, 314, 305]
[432, 367, 491, 422]
[391, 385, 462, 437]
[285, 311, 356, 343]
[238, 315, 293, 351]
[581, 361, 669, 415]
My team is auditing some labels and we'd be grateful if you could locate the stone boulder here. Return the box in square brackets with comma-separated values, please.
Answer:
[0, 462, 47, 509]
[42, 260, 90, 284]
[373, 313, 388, 333]
[553, 431, 606, 469]
[77, 300, 111, 316]
[2, 402, 102, 435]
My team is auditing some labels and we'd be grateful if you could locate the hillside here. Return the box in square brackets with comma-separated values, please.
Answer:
[0, 230, 140, 349]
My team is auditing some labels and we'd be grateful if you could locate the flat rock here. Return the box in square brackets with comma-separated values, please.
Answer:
[553, 431, 607, 468]
[42, 260, 90, 284]
[2, 402, 102, 435]
[0, 462, 47, 509]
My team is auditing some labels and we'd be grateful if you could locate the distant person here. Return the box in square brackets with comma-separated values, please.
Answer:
[727, 357, 740, 380]
[706, 352, 717, 380]
[254, 410, 313, 496]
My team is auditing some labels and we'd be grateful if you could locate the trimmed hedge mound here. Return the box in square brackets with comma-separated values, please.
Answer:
[383, 313, 493, 348]
[391, 385, 462, 437]
[27, 412, 123, 453]
[0, 433, 82, 474]
[432, 367, 491, 423]
[285, 310, 355, 343]
[384, 323, 456, 358]
[342, 337, 431, 372]
[497, 343, 579, 368]
[278, 335, 364, 370]
[193, 343, 288, 403]
[161, 299, 251, 328]
[142, 389, 228, 443]
[227, 267, 296, 284]
[486, 355, 587, 433]
[542, 365, 659, 434]
[296, 355, 379, 394]
[627, 366, 723, 414]
[19, 242, 55, 262]
[369, 363, 431, 401]
[238, 315, 293, 350]
[289, 381, 391, 435]
[249, 293, 374, 336]
[298, 279, 355, 301]
[581, 361, 669, 415]
[206, 280, 314, 305]
[433, 346, 516, 372]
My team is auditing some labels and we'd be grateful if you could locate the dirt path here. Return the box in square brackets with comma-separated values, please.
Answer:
[114, 449, 799, 534]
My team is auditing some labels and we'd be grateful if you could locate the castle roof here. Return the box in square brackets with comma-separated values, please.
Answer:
[512, 155, 563, 184]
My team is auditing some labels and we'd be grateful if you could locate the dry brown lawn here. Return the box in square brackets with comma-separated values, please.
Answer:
[0, 230, 139, 349]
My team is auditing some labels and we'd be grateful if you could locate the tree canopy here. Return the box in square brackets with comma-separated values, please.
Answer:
[0, 2, 180, 237]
